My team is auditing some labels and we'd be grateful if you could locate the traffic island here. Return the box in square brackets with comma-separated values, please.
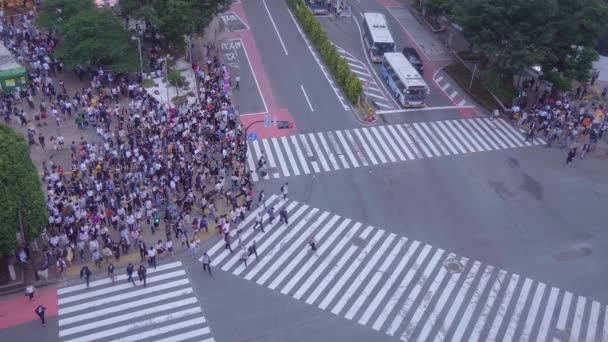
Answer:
[444, 62, 505, 111]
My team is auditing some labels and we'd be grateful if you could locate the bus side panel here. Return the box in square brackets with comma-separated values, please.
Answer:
[382, 65, 403, 106]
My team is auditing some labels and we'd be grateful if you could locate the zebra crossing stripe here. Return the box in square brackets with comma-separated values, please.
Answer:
[335, 130, 360, 167]
[555, 291, 574, 340]
[327, 131, 350, 168]
[441, 120, 475, 153]
[288, 218, 353, 298]
[332, 233, 396, 316]
[251, 140, 270, 180]
[535, 287, 560, 342]
[298, 134, 320, 172]
[586, 301, 601, 342]
[420, 122, 451, 155]
[467, 119, 503, 150]
[317, 132, 341, 170]
[272, 214, 340, 291]
[151, 328, 213, 342]
[319, 229, 385, 310]
[246, 145, 259, 181]
[451, 265, 495, 342]
[289, 135, 310, 174]
[353, 128, 379, 165]
[496, 118, 534, 146]
[570, 296, 587, 342]
[361, 127, 388, 163]
[486, 274, 520, 342]
[503, 278, 533, 342]
[271, 138, 291, 177]
[412, 123, 442, 157]
[105, 317, 207, 342]
[350, 67, 370, 76]
[261, 139, 280, 178]
[485, 118, 525, 148]
[477, 118, 518, 149]
[457, 120, 492, 151]
[433, 121, 467, 154]
[427, 121, 460, 155]
[385, 125, 414, 160]
[519, 282, 546, 342]
[345, 129, 369, 166]
[280, 136, 300, 176]
[396, 125, 424, 159]
[386, 248, 445, 336]
[307, 133, 331, 171]
[467, 270, 507, 342]
[374, 126, 400, 162]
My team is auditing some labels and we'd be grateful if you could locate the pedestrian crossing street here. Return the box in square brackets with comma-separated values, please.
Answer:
[247, 118, 546, 181]
[334, 44, 395, 109]
[57, 261, 215, 342]
[207, 194, 608, 342]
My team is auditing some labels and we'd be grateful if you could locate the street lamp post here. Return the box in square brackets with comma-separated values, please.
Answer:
[131, 36, 144, 80]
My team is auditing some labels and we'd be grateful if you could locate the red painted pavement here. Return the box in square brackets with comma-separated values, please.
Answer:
[229, 2, 296, 138]
[380, 3, 474, 117]
[0, 288, 58, 329]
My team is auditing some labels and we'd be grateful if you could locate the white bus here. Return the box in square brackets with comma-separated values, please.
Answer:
[381, 52, 429, 107]
[363, 12, 395, 62]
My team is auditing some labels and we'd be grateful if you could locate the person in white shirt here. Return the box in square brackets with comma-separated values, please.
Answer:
[147, 247, 156, 269]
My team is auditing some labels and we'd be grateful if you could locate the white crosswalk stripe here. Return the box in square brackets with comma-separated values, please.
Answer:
[57, 261, 215, 342]
[204, 197, 606, 342]
[247, 118, 544, 180]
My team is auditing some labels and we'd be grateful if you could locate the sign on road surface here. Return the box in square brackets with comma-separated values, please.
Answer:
[248, 132, 258, 141]
[264, 113, 271, 128]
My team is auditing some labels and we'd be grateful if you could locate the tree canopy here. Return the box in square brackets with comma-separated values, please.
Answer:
[120, 0, 231, 51]
[0, 125, 46, 256]
[425, 0, 608, 82]
[38, 0, 138, 72]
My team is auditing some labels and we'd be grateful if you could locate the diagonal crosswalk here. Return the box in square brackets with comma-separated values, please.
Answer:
[206, 196, 607, 342]
[57, 261, 215, 342]
[247, 118, 545, 181]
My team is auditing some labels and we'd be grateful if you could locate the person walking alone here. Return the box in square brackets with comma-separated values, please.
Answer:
[200, 252, 212, 276]
[566, 146, 577, 165]
[148, 246, 157, 269]
[25, 284, 34, 301]
[35, 305, 47, 327]
[258, 190, 266, 208]
[126, 262, 136, 286]
[267, 206, 275, 224]
[239, 246, 248, 268]
[279, 208, 289, 225]
[80, 265, 92, 288]
[280, 183, 288, 200]
[137, 264, 147, 287]
[248, 240, 258, 260]
[108, 263, 116, 284]
[252, 212, 264, 232]
[235, 75, 240, 90]
[224, 234, 234, 254]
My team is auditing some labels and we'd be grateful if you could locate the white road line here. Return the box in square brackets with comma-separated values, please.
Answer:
[449, 90, 458, 99]
[256, 209, 324, 285]
[435, 261, 483, 341]
[412, 123, 442, 157]
[345, 129, 369, 166]
[262, 138, 280, 178]
[570, 296, 587, 342]
[59, 270, 186, 305]
[468, 270, 508, 342]
[300, 85, 314, 112]
[281, 216, 349, 295]
[495, 118, 531, 146]
[372, 244, 432, 331]
[234, 38, 268, 113]
[366, 91, 388, 101]
[289, 135, 310, 174]
[417, 257, 471, 342]
[59, 279, 190, 315]
[503, 278, 534, 342]
[298, 134, 321, 173]
[379, 126, 406, 161]
[361, 127, 388, 163]
[320, 229, 385, 310]
[246, 144, 259, 181]
[269, 213, 338, 290]
[376, 105, 476, 114]
[388, 248, 445, 336]
[456, 119, 491, 151]
[435, 121, 468, 153]
[441, 120, 476, 153]
[271, 138, 291, 177]
[359, 241, 420, 326]
[603, 305, 608, 342]
[335, 130, 360, 168]
[472, 118, 511, 149]
[397, 125, 425, 159]
[151, 328, 212, 342]
[586, 301, 601, 342]
[466, 119, 509, 149]
[420, 122, 458, 156]
[399, 252, 453, 341]
[375, 101, 394, 109]
[262, 0, 288, 55]
[519, 283, 546, 342]
[477, 118, 517, 148]
[486, 274, 521, 342]
[306, 225, 373, 305]
[536, 287, 560, 342]
[307, 133, 332, 172]
[386, 125, 414, 160]
[59, 298, 199, 337]
[251, 140, 270, 179]
[458, 99, 466, 106]
[348, 62, 368, 71]
[317, 132, 341, 170]
[280, 136, 300, 176]
[351, 67, 371, 76]
[370, 127, 397, 162]
[326, 131, 350, 168]
[334, 234, 395, 315]
[342, 55, 361, 64]
[346, 237, 406, 320]
[242, 205, 313, 279]
[353, 128, 379, 165]
[58, 261, 183, 295]
[441, 83, 450, 91]
[466, 119, 502, 150]
[105, 317, 207, 342]
[59, 288, 194, 326]
[452, 265, 495, 342]
[435, 76, 444, 82]
[68, 307, 202, 342]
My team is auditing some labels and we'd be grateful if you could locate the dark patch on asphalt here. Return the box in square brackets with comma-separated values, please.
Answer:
[351, 236, 367, 247]
[506, 157, 519, 168]
[520, 173, 543, 200]
[553, 245, 593, 261]
[488, 180, 515, 200]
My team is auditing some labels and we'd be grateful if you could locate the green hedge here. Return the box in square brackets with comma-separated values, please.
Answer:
[287, 0, 363, 103]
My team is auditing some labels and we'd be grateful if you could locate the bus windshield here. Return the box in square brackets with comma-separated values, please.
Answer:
[372, 42, 395, 56]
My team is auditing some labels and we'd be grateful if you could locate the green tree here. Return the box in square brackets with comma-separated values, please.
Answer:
[37, 0, 95, 31]
[0, 125, 46, 256]
[167, 70, 185, 96]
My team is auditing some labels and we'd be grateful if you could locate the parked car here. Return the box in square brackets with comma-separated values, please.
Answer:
[402, 47, 424, 73]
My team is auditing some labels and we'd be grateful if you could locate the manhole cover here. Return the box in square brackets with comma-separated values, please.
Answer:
[443, 258, 464, 274]
[351, 237, 367, 247]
